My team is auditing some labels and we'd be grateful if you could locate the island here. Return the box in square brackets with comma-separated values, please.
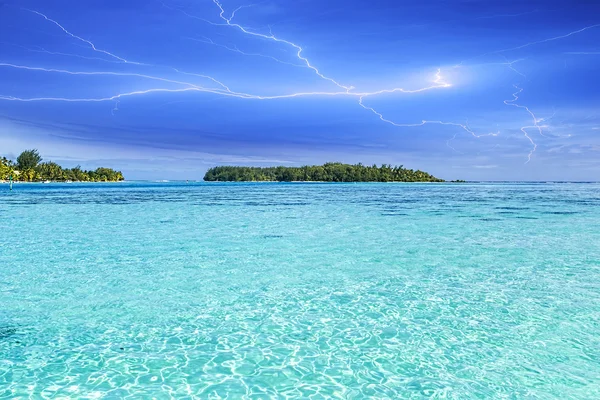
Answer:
[1, 149, 124, 182]
[204, 163, 444, 182]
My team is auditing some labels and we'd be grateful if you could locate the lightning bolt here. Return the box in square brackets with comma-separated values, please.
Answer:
[229, 3, 263, 20]
[0, 63, 208, 89]
[169, 68, 233, 92]
[185, 36, 304, 68]
[502, 57, 527, 78]
[458, 22, 600, 67]
[0, 62, 449, 101]
[358, 98, 499, 141]
[2, 2, 597, 165]
[446, 132, 462, 154]
[0, 42, 124, 64]
[503, 85, 543, 163]
[158, 1, 228, 27]
[357, 69, 497, 142]
[23, 9, 144, 65]
[211, 0, 353, 92]
[358, 94, 497, 139]
[163, 0, 349, 91]
[0, 4, 504, 157]
[111, 100, 120, 115]
[493, 24, 600, 54]
[0, 88, 200, 103]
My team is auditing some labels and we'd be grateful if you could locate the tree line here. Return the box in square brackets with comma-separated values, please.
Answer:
[1, 149, 124, 182]
[204, 163, 445, 182]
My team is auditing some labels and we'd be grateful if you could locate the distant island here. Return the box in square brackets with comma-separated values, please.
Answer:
[1, 149, 124, 182]
[204, 163, 445, 182]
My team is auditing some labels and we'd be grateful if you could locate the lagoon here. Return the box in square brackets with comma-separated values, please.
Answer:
[1, 182, 599, 398]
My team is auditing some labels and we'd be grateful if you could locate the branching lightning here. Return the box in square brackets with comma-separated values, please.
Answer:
[0, 62, 206, 88]
[357, 70, 498, 143]
[503, 85, 543, 163]
[185, 36, 305, 67]
[502, 57, 527, 78]
[211, 0, 353, 92]
[0, 42, 124, 64]
[498, 57, 551, 163]
[0, 61, 448, 101]
[0, 87, 200, 103]
[446, 132, 462, 154]
[491, 24, 600, 55]
[358, 95, 498, 139]
[159, 1, 228, 27]
[23, 9, 143, 65]
[2, 2, 598, 163]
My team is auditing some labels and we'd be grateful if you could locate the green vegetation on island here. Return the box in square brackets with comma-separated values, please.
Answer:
[204, 163, 444, 182]
[1, 149, 124, 182]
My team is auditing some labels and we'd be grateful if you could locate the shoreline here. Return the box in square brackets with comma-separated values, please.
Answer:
[1, 180, 126, 184]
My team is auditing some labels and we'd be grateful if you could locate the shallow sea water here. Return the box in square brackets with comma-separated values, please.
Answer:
[1, 182, 600, 399]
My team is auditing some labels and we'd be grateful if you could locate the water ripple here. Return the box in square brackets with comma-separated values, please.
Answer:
[1, 182, 599, 398]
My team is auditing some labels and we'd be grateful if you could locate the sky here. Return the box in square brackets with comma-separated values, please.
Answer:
[0, 0, 599, 180]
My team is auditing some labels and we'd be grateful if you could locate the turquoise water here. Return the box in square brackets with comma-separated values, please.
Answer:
[1, 182, 600, 399]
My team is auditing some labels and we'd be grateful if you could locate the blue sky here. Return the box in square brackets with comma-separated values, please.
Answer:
[0, 0, 599, 180]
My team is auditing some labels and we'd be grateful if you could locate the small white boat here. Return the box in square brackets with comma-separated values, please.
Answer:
[43, 180, 51, 184]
